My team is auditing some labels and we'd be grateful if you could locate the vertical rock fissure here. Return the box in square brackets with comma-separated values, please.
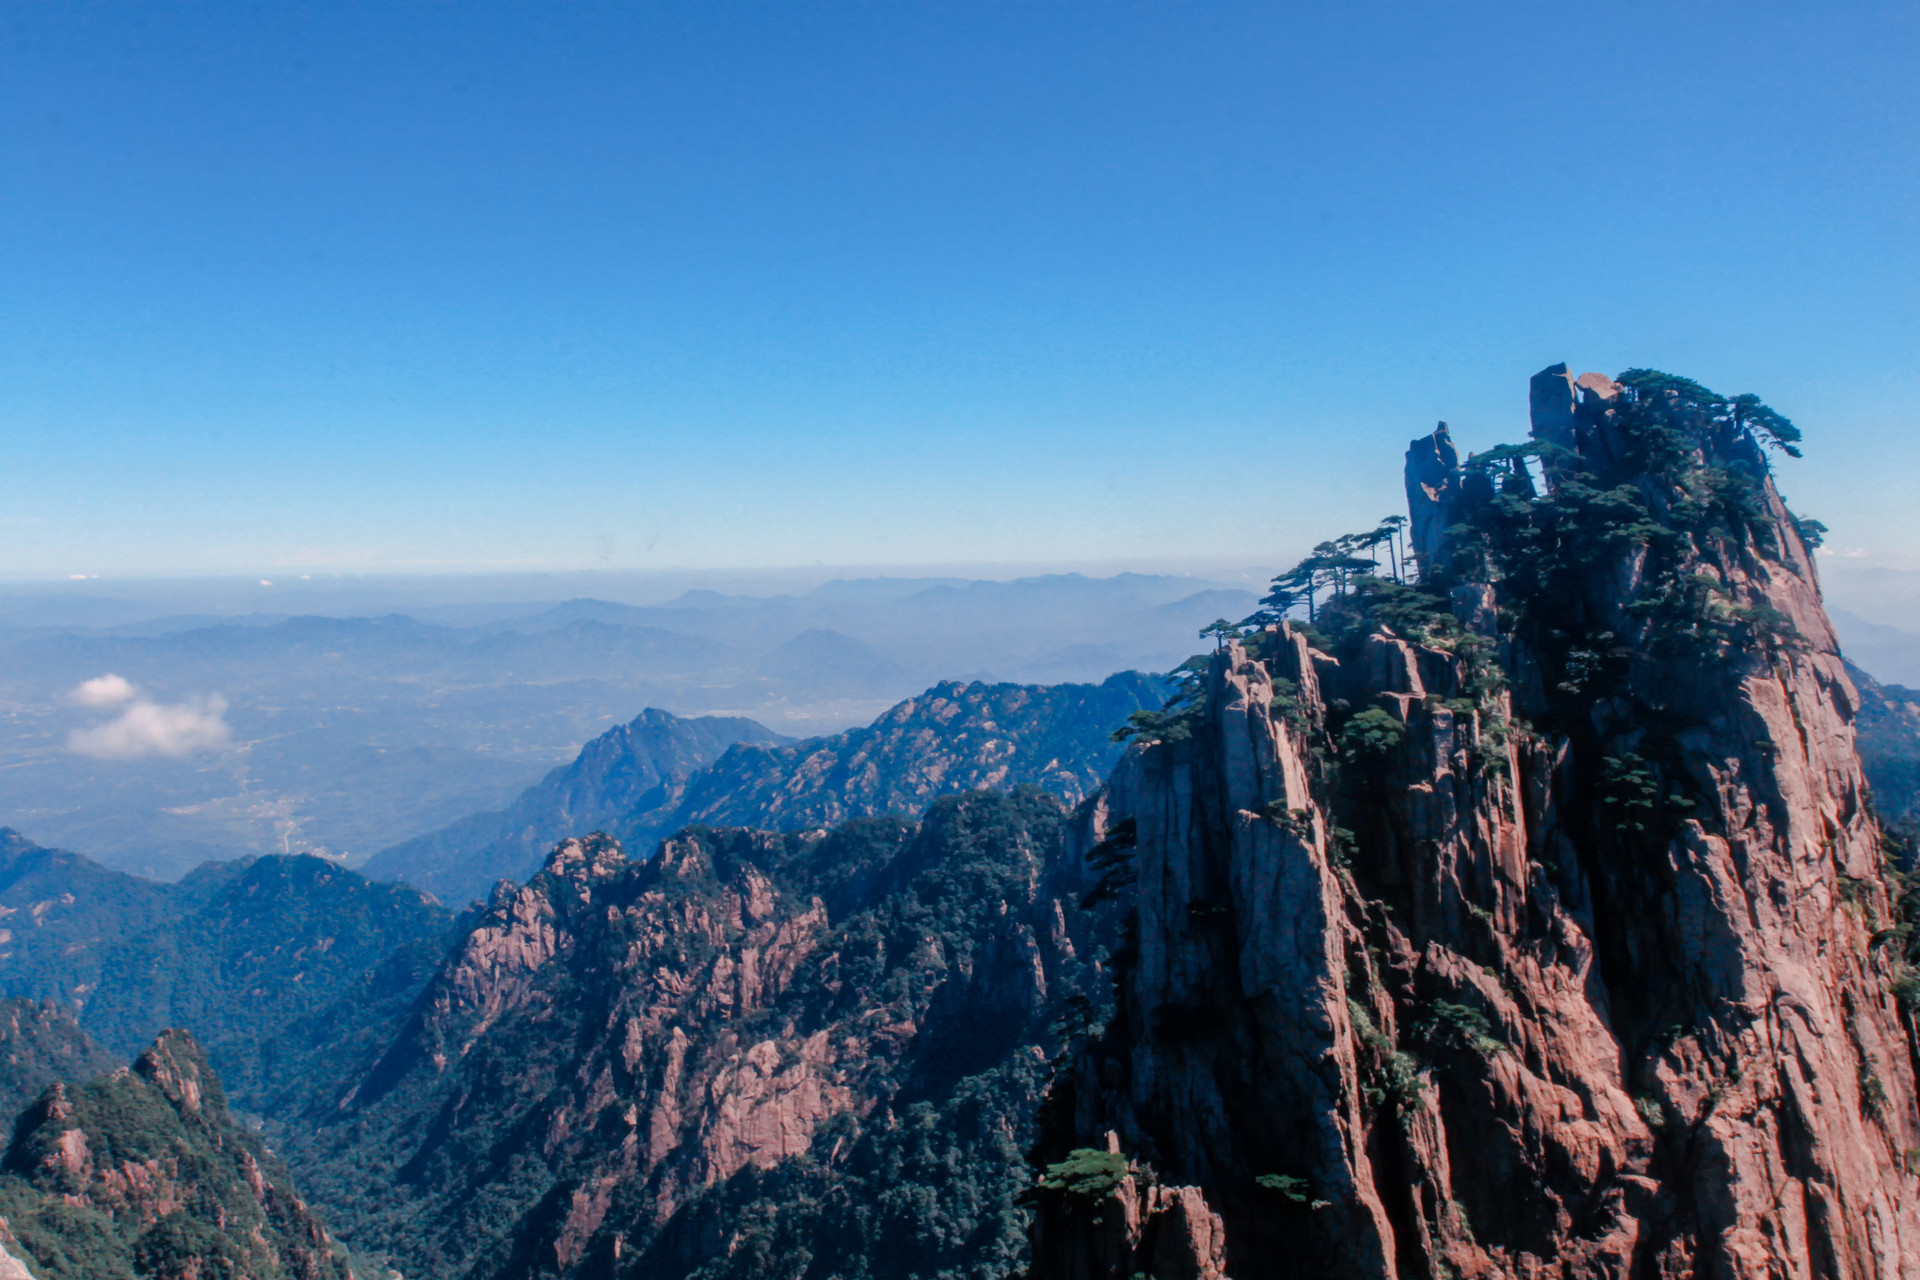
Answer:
[1028, 364, 1920, 1280]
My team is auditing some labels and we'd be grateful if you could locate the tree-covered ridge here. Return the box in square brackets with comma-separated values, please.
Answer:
[0, 1000, 118, 1124]
[280, 789, 1117, 1280]
[616, 672, 1163, 849]
[0, 1031, 351, 1280]
[362, 673, 1161, 909]
[0, 832, 455, 1122]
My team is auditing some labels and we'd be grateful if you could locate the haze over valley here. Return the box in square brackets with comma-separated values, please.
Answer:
[0, 571, 1249, 878]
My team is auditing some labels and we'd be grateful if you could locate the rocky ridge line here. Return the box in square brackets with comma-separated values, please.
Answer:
[1029, 364, 1918, 1278]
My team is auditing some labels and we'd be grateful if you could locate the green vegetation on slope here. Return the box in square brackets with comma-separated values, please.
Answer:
[0, 999, 119, 1122]
[0, 832, 454, 1114]
[0, 1031, 351, 1280]
[280, 788, 1118, 1280]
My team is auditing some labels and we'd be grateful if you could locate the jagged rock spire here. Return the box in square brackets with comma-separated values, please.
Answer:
[1402, 420, 1459, 577]
[1031, 364, 1920, 1279]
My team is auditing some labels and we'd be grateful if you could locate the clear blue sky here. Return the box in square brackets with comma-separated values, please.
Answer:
[4, 1, 1916, 577]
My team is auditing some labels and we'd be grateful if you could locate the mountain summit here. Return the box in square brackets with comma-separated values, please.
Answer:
[1028, 365, 1917, 1277]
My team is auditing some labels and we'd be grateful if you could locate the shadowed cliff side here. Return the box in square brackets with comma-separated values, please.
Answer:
[1028, 365, 1920, 1278]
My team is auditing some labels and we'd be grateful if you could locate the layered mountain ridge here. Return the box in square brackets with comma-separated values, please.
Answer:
[362, 708, 793, 905]
[0, 363, 1909, 1277]
[0, 833, 452, 1099]
[368, 673, 1162, 906]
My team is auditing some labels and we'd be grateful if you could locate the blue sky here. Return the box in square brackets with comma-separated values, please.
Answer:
[4, 1, 1916, 577]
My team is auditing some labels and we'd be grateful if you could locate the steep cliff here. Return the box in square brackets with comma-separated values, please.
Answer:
[287, 791, 1118, 1280]
[1030, 366, 1919, 1278]
[0, 1030, 353, 1280]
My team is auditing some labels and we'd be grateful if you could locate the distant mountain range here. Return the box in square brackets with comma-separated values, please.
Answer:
[365, 671, 1162, 905]
[0, 572, 1255, 877]
[362, 708, 793, 905]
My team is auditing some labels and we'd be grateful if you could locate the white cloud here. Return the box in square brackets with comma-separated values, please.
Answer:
[69, 694, 231, 760]
[71, 674, 138, 707]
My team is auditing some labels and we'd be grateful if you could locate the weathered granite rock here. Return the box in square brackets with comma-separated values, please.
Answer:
[1404, 422, 1462, 574]
[298, 792, 1117, 1280]
[0, 1030, 350, 1280]
[1032, 366, 1920, 1279]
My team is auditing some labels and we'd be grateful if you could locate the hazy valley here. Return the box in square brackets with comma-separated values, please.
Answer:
[0, 573, 1250, 880]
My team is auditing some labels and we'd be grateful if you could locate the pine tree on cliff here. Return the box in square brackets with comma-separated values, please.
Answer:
[1027, 362, 1920, 1280]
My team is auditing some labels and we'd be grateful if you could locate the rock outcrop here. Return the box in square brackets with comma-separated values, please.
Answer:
[1031, 366, 1920, 1278]
[291, 791, 1121, 1280]
[0, 1030, 352, 1280]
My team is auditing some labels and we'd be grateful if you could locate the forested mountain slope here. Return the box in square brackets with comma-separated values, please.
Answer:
[363, 707, 790, 904]
[0, 1032, 352, 1280]
[284, 791, 1120, 1280]
[0, 833, 452, 1110]
[0, 1000, 118, 1121]
[1850, 659, 1920, 826]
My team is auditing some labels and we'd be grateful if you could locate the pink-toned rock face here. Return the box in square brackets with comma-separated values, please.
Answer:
[1031, 372, 1920, 1279]
[311, 787, 1108, 1280]
[0, 1031, 351, 1280]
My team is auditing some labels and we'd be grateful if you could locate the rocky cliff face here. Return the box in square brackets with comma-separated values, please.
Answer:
[289, 790, 1119, 1280]
[0, 1030, 352, 1280]
[1030, 366, 1920, 1278]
